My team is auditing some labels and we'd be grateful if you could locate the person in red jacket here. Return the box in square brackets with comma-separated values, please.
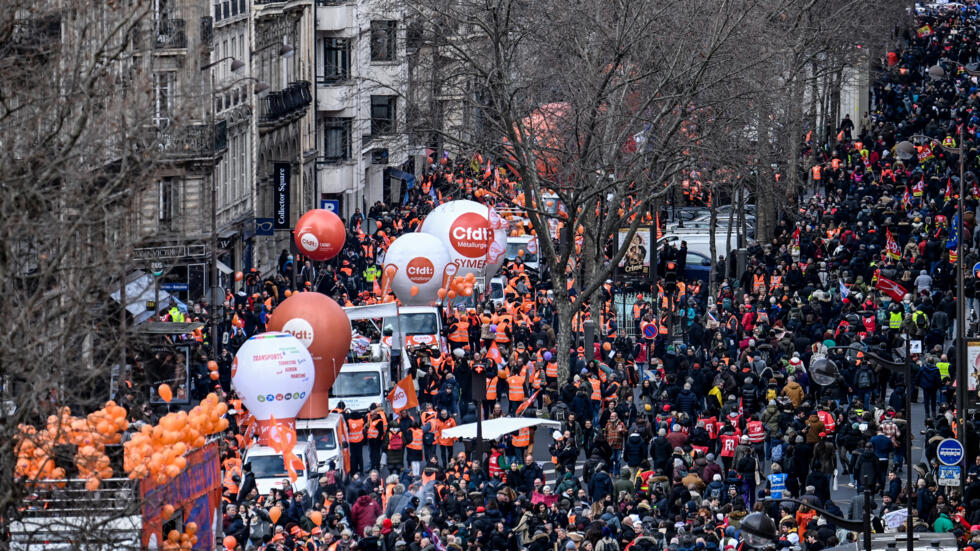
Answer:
[350, 493, 382, 538]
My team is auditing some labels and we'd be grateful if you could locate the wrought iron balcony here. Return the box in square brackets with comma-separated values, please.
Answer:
[154, 18, 187, 49]
[155, 120, 228, 160]
[259, 81, 312, 125]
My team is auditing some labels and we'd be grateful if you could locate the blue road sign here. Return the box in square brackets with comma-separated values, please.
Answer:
[320, 199, 340, 213]
[160, 283, 189, 292]
[939, 465, 961, 486]
[937, 438, 965, 465]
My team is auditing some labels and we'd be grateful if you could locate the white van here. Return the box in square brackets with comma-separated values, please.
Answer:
[243, 441, 320, 496]
[506, 235, 539, 272]
[296, 413, 350, 475]
[383, 306, 446, 353]
[327, 362, 392, 413]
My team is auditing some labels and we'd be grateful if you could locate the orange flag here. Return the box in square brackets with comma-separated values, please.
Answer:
[387, 375, 419, 414]
[485, 342, 503, 364]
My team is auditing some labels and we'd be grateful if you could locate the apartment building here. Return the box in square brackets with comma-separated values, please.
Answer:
[314, 0, 412, 220]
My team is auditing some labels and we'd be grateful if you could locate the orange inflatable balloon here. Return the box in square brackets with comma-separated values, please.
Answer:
[266, 292, 352, 419]
[162, 504, 175, 518]
[85, 477, 100, 491]
[157, 384, 173, 403]
[207, 360, 218, 372]
[185, 522, 198, 535]
[437, 288, 447, 299]
[294, 209, 345, 261]
[269, 506, 282, 524]
[210, 371, 219, 380]
[222, 535, 237, 549]
[168, 529, 181, 542]
[234, 271, 243, 282]
[310, 511, 322, 526]
[410, 285, 419, 297]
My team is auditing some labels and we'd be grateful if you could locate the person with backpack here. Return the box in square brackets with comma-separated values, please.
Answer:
[916, 357, 942, 418]
[852, 361, 876, 410]
[385, 426, 405, 474]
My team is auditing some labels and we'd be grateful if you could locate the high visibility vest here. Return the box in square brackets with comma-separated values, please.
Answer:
[632, 304, 643, 320]
[811, 166, 821, 181]
[507, 375, 525, 401]
[546, 362, 558, 379]
[719, 434, 738, 457]
[770, 275, 782, 289]
[817, 410, 835, 433]
[589, 378, 601, 401]
[532, 370, 545, 390]
[768, 473, 787, 499]
[367, 416, 381, 439]
[746, 421, 765, 443]
[512, 427, 531, 447]
[937, 362, 951, 379]
[436, 419, 457, 446]
[495, 322, 511, 343]
[889, 311, 903, 329]
[449, 322, 469, 343]
[348, 418, 365, 443]
[486, 379, 498, 400]
[752, 274, 766, 294]
[638, 470, 655, 492]
[408, 428, 423, 450]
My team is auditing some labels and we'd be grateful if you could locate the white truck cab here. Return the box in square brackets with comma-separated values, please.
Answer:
[296, 413, 351, 475]
[506, 235, 539, 272]
[382, 305, 446, 354]
[327, 362, 392, 413]
[243, 441, 320, 497]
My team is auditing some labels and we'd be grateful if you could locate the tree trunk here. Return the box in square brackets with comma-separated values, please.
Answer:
[555, 298, 574, 385]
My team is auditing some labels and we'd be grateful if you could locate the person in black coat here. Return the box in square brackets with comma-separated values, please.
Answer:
[236, 463, 256, 504]
[623, 433, 647, 469]
[588, 464, 614, 501]
[649, 429, 673, 471]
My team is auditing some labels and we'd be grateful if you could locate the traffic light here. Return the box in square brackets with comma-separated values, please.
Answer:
[664, 261, 677, 293]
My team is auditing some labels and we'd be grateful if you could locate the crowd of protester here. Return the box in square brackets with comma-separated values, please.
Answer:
[131, 4, 980, 550]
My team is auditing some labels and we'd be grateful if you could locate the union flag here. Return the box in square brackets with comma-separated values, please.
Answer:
[876, 276, 907, 302]
[885, 229, 901, 260]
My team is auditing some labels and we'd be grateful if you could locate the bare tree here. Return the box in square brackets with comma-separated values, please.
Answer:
[0, 0, 179, 544]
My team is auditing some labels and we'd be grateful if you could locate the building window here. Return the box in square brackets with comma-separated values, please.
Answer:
[153, 71, 175, 127]
[323, 118, 351, 161]
[213, 3, 221, 21]
[159, 178, 177, 225]
[323, 38, 350, 83]
[370, 96, 396, 135]
[370, 20, 396, 62]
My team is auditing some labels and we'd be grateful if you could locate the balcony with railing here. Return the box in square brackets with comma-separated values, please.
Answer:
[153, 18, 187, 49]
[155, 120, 229, 160]
[259, 81, 312, 127]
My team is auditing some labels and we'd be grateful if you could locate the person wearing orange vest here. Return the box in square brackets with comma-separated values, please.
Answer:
[346, 413, 366, 474]
[420, 404, 438, 463]
[588, 375, 602, 424]
[434, 409, 457, 465]
[447, 317, 469, 351]
[751, 270, 767, 295]
[406, 419, 424, 476]
[366, 405, 388, 471]
[507, 372, 526, 414]
[510, 426, 531, 464]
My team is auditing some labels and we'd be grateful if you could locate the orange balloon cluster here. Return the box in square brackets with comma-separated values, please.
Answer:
[123, 393, 229, 484]
[440, 273, 477, 301]
[162, 520, 199, 550]
[15, 402, 129, 490]
[266, 418, 301, 482]
[208, 360, 220, 380]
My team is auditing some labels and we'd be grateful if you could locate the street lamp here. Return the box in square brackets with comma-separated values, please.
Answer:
[739, 512, 779, 549]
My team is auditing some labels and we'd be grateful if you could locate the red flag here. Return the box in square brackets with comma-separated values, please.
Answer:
[876, 276, 907, 302]
[791, 227, 801, 256]
[515, 389, 540, 416]
[912, 180, 924, 197]
[945, 178, 953, 203]
[902, 187, 911, 210]
[885, 229, 901, 260]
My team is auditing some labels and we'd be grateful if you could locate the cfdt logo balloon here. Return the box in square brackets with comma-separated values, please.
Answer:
[231, 332, 315, 445]
[294, 209, 346, 261]
[383, 233, 451, 306]
[419, 200, 507, 279]
[266, 293, 352, 419]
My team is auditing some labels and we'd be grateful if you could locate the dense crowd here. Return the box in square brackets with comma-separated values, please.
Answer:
[133, 4, 980, 550]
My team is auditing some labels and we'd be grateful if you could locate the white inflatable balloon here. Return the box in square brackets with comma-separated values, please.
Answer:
[232, 332, 315, 444]
[383, 233, 451, 306]
[419, 200, 508, 279]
